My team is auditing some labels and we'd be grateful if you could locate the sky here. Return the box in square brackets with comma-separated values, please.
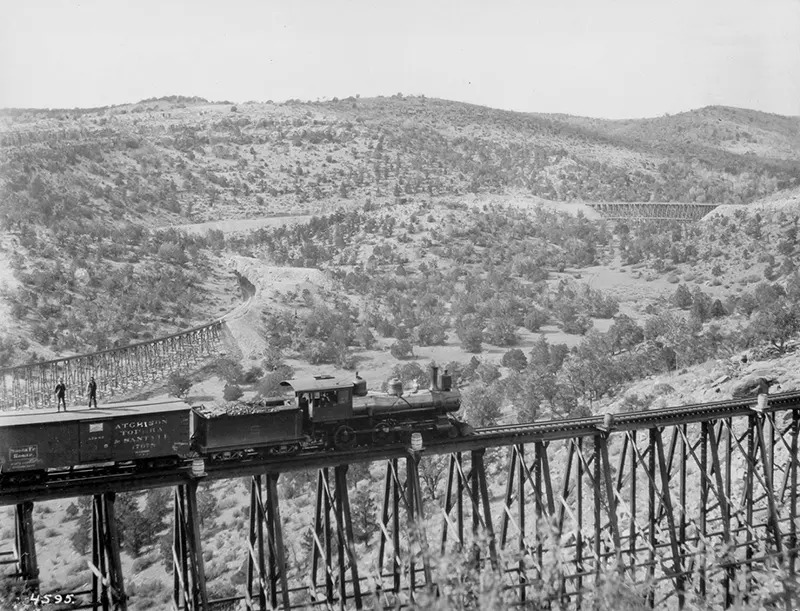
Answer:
[1, 0, 798, 119]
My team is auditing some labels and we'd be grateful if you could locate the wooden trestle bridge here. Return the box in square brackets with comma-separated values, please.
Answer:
[0, 321, 227, 410]
[3, 391, 800, 610]
[588, 202, 721, 223]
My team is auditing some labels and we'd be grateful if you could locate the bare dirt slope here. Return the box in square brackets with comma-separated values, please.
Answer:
[170, 214, 313, 236]
[224, 255, 332, 361]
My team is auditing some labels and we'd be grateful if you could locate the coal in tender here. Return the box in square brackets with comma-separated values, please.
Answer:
[194, 398, 290, 418]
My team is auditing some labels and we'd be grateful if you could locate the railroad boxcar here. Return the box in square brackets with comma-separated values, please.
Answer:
[0, 400, 191, 474]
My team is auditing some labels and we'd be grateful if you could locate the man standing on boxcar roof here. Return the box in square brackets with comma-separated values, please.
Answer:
[54, 379, 67, 411]
[87, 376, 98, 408]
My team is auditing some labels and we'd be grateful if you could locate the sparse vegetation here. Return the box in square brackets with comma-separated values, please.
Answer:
[4, 97, 800, 608]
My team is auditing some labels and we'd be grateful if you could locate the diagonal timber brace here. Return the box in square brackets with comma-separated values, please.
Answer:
[172, 482, 209, 611]
[246, 474, 290, 611]
[309, 466, 363, 609]
[90, 493, 127, 611]
[13, 501, 39, 589]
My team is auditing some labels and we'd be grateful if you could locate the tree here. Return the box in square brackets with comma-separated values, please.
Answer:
[213, 357, 244, 384]
[672, 284, 692, 309]
[735, 291, 759, 316]
[644, 310, 702, 369]
[607, 314, 644, 354]
[748, 298, 800, 353]
[418, 454, 449, 500]
[710, 299, 727, 318]
[156, 241, 188, 266]
[115, 493, 153, 556]
[223, 384, 244, 401]
[143, 488, 171, 527]
[159, 532, 173, 571]
[559, 351, 617, 404]
[355, 324, 376, 349]
[754, 282, 787, 311]
[780, 257, 796, 277]
[485, 317, 518, 346]
[548, 343, 570, 372]
[744, 213, 762, 239]
[413, 318, 447, 346]
[528, 335, 552, 372]
[255, 372, 285, 398]
[351, 484, 376, 544]
[457, 325, 483, 353]
[196, 482, 218, 528]
[787, 273, 800, 303]
[242, 365, 264, 384]
[501, 348, 528, 372]
[559, 312, 592, 335]
[509, 374, 543, 423]
[70, 498, 92, 555]
[476, 362, 501, 385]
[523, 307, 549, 332]
[559, 330, 622, 403]
[167, 372, 192, 398]
[390, 339, 414, 360]
[690, 287, 713, 322]
[462, 384, 503, 428]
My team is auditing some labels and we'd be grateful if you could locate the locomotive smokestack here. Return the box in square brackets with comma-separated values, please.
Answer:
[440, 369, 452, 392]
[430, 364, 439, 391]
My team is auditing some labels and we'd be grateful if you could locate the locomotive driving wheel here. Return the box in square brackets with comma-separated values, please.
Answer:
[333, 425, 357, 450]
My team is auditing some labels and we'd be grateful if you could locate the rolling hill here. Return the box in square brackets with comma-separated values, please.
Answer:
[1, 95, 799, 366]
[2, 97, 798, 231]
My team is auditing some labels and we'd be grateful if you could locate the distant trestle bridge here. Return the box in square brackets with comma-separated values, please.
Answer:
[3, 391, 800, 610]
[0, 321, 227, 410]
[588, 202, 722, 223]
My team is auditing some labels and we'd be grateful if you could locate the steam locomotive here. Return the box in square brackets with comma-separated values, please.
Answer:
[0, 366, 467, 479]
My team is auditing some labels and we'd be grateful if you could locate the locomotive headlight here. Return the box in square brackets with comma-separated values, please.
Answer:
[410, 432, 423, 452]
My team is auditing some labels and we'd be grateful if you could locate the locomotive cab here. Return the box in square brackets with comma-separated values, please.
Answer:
[280, 376, 355, 424]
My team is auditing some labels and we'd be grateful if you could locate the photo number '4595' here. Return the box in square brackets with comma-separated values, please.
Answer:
[28, 593, 77, 606]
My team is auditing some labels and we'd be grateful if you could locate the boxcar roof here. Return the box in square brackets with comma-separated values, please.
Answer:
[280, 376, 355, 393]
[0, 399, 190, 427]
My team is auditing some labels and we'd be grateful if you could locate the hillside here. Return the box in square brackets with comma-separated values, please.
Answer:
[1, 95, 798, 366]
[548, 105, 800, 161]
[2, 97, 798, 230]
[3, 96, 800, 608]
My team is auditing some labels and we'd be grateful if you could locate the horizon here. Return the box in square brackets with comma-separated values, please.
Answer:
[1, 94, 797, 122]
[1, 0, 798, 120]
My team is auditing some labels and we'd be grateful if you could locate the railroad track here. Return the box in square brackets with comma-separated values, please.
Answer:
[3, 389, 799, 505]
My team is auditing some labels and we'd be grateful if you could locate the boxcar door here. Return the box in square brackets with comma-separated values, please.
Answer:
[79, 420, 114, 463]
